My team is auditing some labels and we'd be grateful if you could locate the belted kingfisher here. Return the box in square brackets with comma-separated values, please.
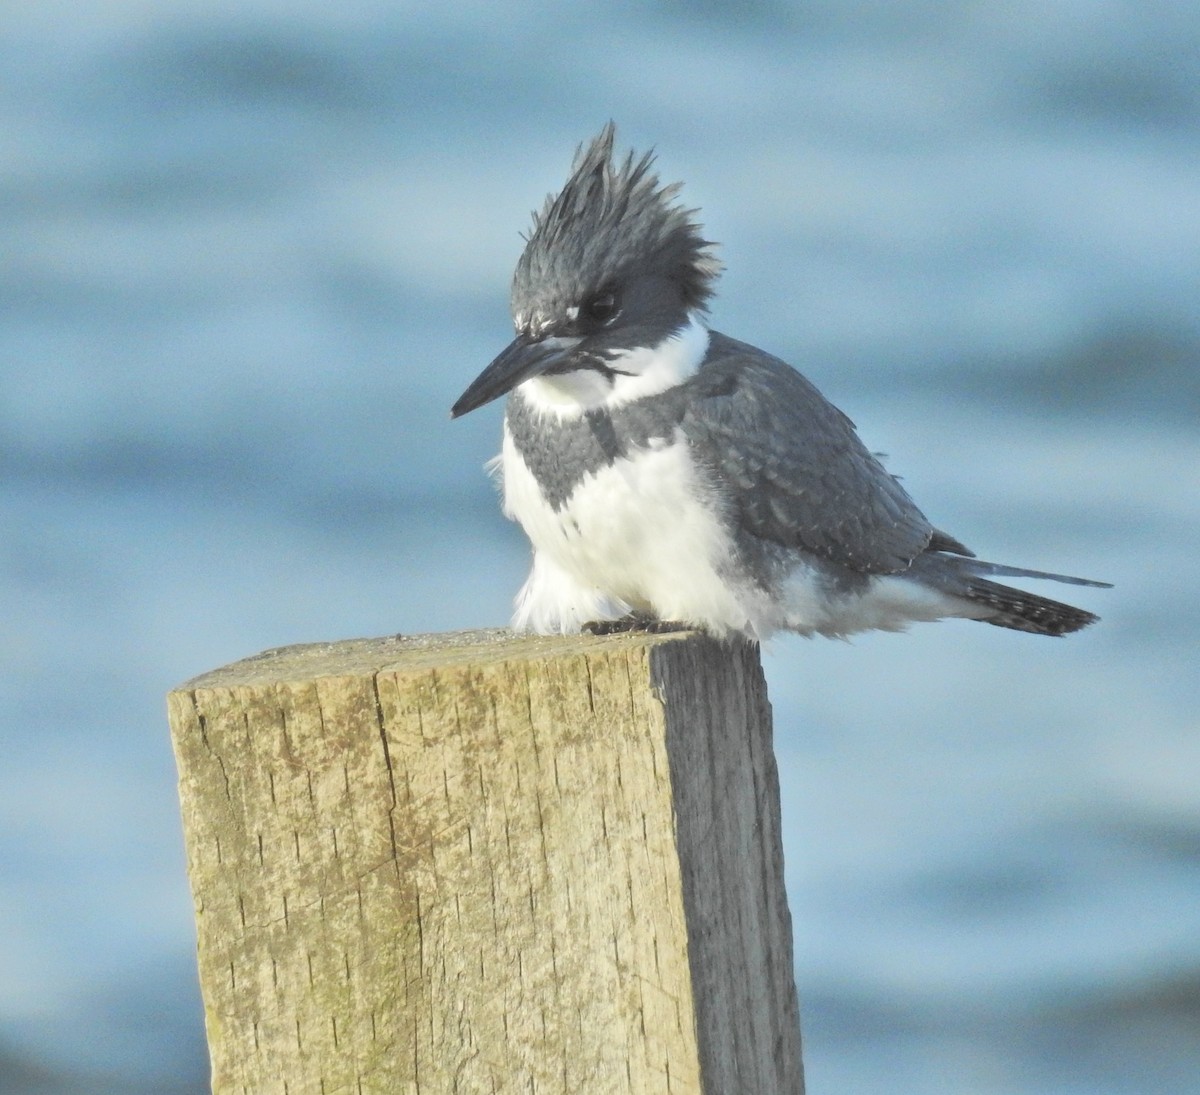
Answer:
[452, 124, 1109, 639]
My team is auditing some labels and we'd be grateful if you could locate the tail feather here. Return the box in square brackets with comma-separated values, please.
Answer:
[914, 553, 1111, 636]
[962, 576, 1101, 636]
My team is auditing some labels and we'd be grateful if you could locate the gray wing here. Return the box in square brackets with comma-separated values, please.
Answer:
[683, 333, 958, 574]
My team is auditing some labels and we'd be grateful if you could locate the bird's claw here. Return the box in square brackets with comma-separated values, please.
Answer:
[583, 614, 691, 636]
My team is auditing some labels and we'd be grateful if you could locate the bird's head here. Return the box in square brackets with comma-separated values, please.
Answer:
[452, 123, 721, 418]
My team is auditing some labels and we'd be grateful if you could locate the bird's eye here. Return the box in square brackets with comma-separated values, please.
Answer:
[583, 290, 619, 324]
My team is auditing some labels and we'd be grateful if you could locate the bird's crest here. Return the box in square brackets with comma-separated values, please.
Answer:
[512, 123, 722, 323]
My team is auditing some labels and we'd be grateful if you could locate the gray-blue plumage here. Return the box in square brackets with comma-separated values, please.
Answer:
[452, 124, 1109, 639]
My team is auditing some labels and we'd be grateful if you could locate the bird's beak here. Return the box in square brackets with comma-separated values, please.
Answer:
[451, 333, 579, 418]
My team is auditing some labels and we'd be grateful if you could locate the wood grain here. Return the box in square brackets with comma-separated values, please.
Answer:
[168, 629, 803, 1094]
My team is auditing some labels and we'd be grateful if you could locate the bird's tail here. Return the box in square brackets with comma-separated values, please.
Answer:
[915, 555, 1112, 636]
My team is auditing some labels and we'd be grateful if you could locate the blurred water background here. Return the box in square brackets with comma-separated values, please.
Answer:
[2, 2, 1198, 1092]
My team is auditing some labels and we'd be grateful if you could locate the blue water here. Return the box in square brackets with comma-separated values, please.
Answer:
[2, 3, 1198, 1092]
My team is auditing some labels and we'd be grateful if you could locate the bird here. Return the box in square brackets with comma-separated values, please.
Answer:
[451, 124, 1109, 641]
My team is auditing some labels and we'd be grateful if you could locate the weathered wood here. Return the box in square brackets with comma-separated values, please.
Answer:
[168, 629, 803, 1094]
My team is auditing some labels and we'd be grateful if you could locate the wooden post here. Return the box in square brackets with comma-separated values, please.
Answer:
[167, 629, 804, 1094]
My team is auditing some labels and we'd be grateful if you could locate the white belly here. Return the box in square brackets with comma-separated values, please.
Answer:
[496, 426, 768, 636]
[493, 425, 976, 640]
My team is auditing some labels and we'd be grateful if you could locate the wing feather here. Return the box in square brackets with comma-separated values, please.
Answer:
[682, 333, 939, 574]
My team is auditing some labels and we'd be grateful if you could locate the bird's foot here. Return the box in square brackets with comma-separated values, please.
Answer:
[583, 614, 691, 636]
